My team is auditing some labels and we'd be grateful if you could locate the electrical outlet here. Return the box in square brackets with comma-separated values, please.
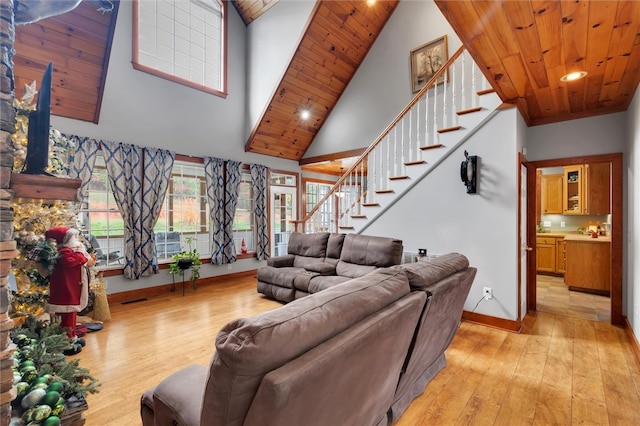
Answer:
[560, 221, 565, 228]
[483, 287, 493, 300]
[227, 264, 232, 270]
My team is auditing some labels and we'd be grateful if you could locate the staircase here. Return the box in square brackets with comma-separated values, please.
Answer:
[298, 46, 502, 234]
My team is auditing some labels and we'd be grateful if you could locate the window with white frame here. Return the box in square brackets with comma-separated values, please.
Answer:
[232, 169, 255, 254]
[133, 0, 227, 96]
[154, 160, 210, 261]
[304, 180, 333, 233]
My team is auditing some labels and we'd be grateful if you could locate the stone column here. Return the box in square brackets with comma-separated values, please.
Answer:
[0, 0, 17, 424]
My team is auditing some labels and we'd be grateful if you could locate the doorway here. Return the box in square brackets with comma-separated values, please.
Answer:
[270, 186, 297, 257]
[526, 153, 623, 326]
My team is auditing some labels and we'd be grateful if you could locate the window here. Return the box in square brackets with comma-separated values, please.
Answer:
[79, 154, 125, 268]
[232, 169, 255, 254]
[133, 0, 227, 96]
[304, 180, 333, 232]
[270, 171, 298, 256]
[154, 161, 210, 261]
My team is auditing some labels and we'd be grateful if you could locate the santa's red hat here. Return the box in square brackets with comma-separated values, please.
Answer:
[45, 227, 79, 246]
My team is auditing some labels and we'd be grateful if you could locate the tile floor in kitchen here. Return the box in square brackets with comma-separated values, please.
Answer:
[536, 274, 611, 322]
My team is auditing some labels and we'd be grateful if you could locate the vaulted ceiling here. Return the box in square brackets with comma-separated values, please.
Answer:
[435, 0, 640, 126]
[11, 0, 640, 167]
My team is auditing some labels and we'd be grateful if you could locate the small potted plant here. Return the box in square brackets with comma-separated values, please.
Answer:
[168, 237, 202, 282]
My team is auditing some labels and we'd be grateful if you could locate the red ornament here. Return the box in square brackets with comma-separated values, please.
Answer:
[240, 238, 248, 254]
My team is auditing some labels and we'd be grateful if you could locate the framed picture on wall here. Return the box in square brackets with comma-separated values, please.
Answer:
[410, 35, 448, 93]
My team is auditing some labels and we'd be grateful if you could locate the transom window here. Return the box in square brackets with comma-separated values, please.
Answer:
[133, 0, 227, 96]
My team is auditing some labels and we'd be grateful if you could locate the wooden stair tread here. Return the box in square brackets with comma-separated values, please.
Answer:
[362, 203, 380, 207]
[419, 143, 444, 151]
[350, 214, 366, 219]
[457, 106, 483, 115]
[477, 88, 496, 96]
[437, 125, 463, 134]
[375, 189, 394, 194]
[389, 175, 409, 181]
[404, 160, 426, 166]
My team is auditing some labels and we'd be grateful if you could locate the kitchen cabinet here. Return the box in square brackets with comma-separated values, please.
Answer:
[564, 237, 610, 295]
[536, 236, 558, 274]
[556, 238, 566, 274]
[541, 174, 563, 214]
[562, 163, 610, 215]
[563, 165, 584, 214]
[584, 162, 610, 214]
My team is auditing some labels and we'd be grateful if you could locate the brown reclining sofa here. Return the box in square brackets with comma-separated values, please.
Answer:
[141, 236, 476, 426]
[257, 232, 404, 302]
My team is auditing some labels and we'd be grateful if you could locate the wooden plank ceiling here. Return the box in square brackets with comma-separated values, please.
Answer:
[11, 0, 640, 171]
[242, 0, 400, 161]
[12, 0, 119, 123]
[435, 0, 640, 126]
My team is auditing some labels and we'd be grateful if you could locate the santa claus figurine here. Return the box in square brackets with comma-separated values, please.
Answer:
[44, 226, 96, 354]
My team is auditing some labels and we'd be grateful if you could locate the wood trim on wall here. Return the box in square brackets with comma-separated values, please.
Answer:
[106, 269, 258, 304]
[298, 148, 367, 165]
[462, 311, 522, 333]
[625, 317, 640, 370]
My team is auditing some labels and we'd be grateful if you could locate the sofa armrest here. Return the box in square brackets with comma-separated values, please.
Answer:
[142, 364, 207, 426]
[267, 254, 295, 268]
[304, 262, 337, 276]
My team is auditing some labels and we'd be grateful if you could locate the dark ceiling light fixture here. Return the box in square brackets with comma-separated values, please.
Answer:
[460, 150, 477, 194]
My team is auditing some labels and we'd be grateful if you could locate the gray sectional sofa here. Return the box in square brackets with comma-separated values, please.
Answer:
[257, 232, 404, 302]
[141, 249, 477, 426]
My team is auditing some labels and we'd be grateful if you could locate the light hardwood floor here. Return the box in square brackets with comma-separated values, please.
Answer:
[74, 276, 640, 425]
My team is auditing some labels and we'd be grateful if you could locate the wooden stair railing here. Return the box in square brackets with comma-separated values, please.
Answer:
[297, 46, 494, 233]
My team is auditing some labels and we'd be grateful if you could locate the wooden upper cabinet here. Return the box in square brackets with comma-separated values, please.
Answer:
[563, 165, 584, 215]
[541, 174, 563, 214]
[585, 163, 610, 215]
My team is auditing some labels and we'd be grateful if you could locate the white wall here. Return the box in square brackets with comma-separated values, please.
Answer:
[366, 109, 521, 320]
[523, 112, 627, 161]
[626, 90, 640, 343]
[304, 0, 461, 158]
[245, 0, 315, 138]
[49, 3, 299, 294]
[51, 2, 294, 170]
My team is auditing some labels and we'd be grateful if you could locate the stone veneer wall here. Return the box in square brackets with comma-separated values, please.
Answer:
[0, 0, 17, 424]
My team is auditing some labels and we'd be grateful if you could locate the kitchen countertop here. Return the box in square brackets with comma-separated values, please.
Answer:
[536, 232, 611, 243]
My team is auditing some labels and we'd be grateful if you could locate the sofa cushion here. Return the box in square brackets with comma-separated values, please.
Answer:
[340, 234, 403, 267]
[266, 254, 295, 268]
[393, 253, 470, 289]
[326, 233, 346, 259]
[287, 232, 330, 257]
[336, 260, 377, 279]
[307, 275, 352, 293]
[304, 262, 336, 275]
[201, 268, 411, 426]
[293, 255, 328, 269]
[257, 266, 316, 289]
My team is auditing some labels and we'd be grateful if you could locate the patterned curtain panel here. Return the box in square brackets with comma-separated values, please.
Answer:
[65, 135, 100, 201]
[205, 157, 225, 264]
[101, 140, 143, 279]
[224, 160, 242, 263]
[140, 147, 175, 276]
[250, 164, 270, 261]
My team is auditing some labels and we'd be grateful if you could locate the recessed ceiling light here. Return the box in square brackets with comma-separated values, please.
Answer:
[560, 71, 588, 82]
[300, 109, 310, 120]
